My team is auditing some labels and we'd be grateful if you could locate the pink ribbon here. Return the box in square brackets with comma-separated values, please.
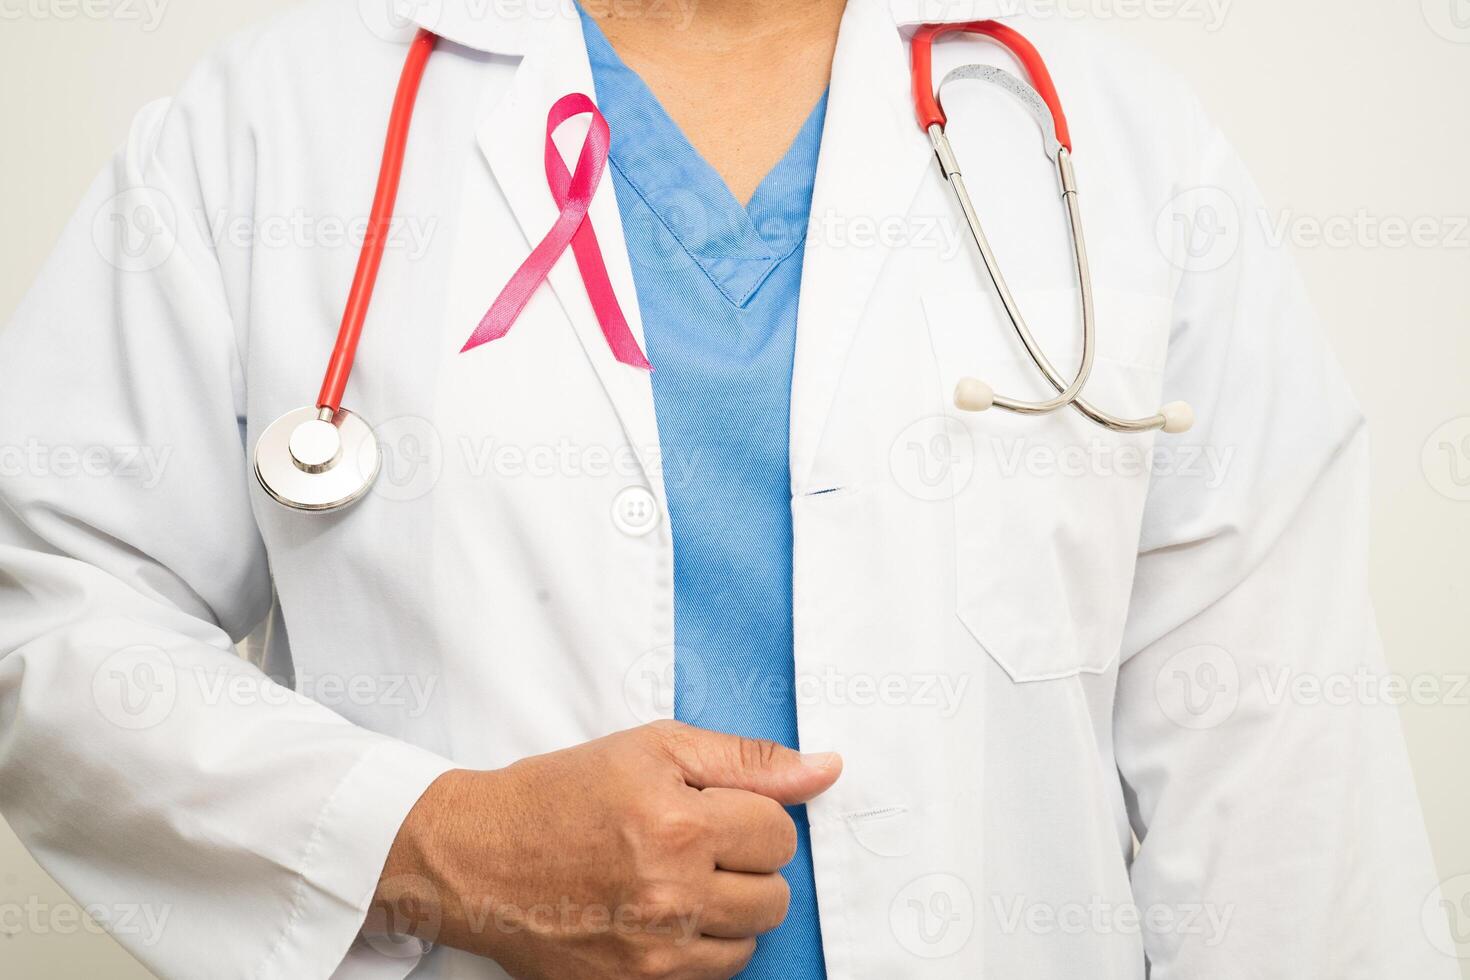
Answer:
[462, 93, 651, 370]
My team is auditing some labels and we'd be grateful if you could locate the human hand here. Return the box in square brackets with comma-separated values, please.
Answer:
[371, 721, 842, 979]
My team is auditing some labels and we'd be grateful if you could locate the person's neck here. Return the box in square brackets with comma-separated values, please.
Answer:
[581, 0, 848, 206]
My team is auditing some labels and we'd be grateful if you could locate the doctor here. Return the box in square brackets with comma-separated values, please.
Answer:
[0, 0, 1453, 978]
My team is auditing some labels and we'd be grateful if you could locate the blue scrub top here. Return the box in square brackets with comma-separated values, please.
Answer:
[579, 11, 829, 979]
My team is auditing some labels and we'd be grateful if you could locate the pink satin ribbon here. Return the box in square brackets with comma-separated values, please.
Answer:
[462, 94, 651, 370]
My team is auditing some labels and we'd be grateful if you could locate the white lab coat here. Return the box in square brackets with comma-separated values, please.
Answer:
[0, 0, 1453, 977]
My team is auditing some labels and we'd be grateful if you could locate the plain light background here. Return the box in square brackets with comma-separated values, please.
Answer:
[0, 0, 1466, 976]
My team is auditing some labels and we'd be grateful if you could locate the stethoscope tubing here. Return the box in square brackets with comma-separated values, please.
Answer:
[316, 28, 440, 415]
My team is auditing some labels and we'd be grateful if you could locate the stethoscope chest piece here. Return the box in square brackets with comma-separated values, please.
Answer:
[254, 407, 380, 512]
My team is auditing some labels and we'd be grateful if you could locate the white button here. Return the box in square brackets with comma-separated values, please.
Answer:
[612, 486, 660, 537]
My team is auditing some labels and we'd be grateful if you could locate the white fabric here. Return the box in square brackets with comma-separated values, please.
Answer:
[0, 0, 1451, 978]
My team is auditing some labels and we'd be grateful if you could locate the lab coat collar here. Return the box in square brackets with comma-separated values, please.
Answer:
[393, 0, 1022, 57]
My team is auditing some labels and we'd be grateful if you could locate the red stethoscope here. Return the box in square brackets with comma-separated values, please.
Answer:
[254, 22, 1193, 513]
[254, 30, 440, 512]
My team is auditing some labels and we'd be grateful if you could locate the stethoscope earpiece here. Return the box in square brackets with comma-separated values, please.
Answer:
[954, 377, 996, 414]
[1160, 401, 1195, 435]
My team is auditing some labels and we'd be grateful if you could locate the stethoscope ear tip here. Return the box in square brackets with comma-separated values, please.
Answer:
[954, 377, 996, 414]
[1160, 401, 1195, 435]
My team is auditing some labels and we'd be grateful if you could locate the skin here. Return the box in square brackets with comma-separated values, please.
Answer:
[373, 722, 844, 979]
[583, 0, 849, 205]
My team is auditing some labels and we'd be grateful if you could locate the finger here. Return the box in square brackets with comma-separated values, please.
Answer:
[690, 870, 791, 940]
[649, 721, 843, 805]
[701, 788, 797, 873]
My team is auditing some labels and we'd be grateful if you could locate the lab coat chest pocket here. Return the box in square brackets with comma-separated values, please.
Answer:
[922, 287, 1171, 682]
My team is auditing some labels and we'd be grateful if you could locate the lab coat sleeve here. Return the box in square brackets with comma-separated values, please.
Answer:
[1112, 116, 1455, 975]
[0, 74, 454, 980]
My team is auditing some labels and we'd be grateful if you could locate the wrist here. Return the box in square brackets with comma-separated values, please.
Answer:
[369, 768, 478, 945]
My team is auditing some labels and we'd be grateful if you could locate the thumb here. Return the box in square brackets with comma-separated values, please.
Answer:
[649, 722, 843, 806]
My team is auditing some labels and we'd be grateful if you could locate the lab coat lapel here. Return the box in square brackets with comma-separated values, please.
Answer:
[472, 13, 664, 491]
[790, 0, 935, 491]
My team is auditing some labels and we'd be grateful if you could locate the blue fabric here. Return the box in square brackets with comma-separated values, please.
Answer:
[579, 11, 829, 979]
